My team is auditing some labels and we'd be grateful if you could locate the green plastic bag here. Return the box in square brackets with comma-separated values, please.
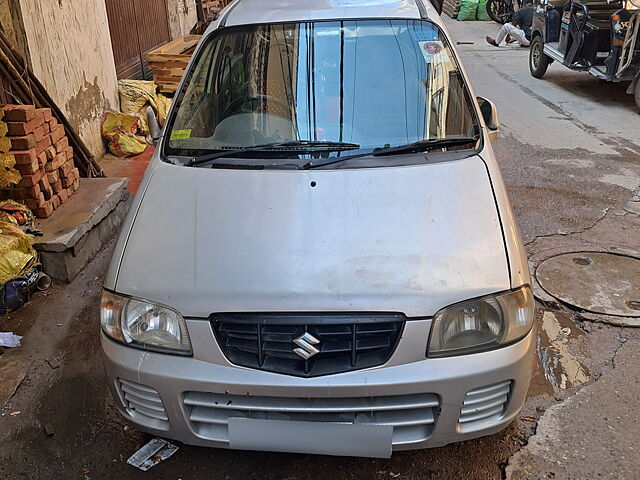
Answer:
[458, 0, 480, 20]
[477, 0, 491, 20]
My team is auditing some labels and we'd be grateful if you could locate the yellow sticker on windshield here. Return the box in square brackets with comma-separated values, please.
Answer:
[170, 129, 192, 140]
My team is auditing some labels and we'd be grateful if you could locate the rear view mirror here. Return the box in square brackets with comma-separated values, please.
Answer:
[147, 106, 162, 146]
[477, 97, 500, 141]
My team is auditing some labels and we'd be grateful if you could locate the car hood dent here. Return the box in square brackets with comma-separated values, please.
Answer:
[115, 157, 509, 317]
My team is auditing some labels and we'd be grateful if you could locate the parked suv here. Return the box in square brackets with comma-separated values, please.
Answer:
[101, 0, 534, 458]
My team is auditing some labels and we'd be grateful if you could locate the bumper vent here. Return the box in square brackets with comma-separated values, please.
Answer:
[184, 391, 440, 446]
[459, 380, 512, 426]
[118, 378, 169, 428]
[211, 313, 405, 377]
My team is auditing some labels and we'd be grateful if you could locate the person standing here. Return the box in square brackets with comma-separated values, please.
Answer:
[486, 0, 535, 47]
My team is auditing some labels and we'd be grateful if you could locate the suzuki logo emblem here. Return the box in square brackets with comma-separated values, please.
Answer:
[293, 332, 320, 360]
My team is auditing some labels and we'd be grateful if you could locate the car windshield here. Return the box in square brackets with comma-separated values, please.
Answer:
[165, 19, 478, 160]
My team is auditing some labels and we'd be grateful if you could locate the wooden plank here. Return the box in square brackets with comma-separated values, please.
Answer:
[149, 60, 190, 69]
[148, 35, 201, 56]
[153, 69, 188, 77]
[147, 52, 196, 63]
[147, 34, 202, 93]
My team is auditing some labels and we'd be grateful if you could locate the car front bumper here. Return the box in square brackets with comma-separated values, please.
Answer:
[101, 323, 534, 457]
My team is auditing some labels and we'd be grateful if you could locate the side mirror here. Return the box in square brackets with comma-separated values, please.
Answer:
[147, 106, 162, 146]
[477, 97, 500, 141]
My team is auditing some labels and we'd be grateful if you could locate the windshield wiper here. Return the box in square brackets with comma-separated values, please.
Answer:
[186, 140, 360, 167]
[372, 137, 480, 157]
[302, 136, 479, 169]
[301, 150, 374, 169]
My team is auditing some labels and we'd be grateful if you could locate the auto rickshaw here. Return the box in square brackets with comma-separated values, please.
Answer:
[528, 0, 640, 110]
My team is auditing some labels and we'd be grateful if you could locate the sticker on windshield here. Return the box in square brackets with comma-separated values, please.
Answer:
[170, 129, 192, 141]
[418, 41, 446, 63]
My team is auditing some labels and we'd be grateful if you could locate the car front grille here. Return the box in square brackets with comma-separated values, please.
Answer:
[118, 378, 169, 428]
[211, 313, 405, 377]
[183, 391, 440, 446]
[458, 380, 512, 428]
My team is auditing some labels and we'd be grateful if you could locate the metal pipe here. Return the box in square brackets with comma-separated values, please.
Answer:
[36, 272, 52, 291]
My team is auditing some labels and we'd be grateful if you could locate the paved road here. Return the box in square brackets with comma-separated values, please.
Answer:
[448, 19, 640, 480]
[448, 19, 640, 245]
[1, 18, 639, 480]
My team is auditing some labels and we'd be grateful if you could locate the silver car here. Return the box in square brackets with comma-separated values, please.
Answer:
[101, 0, 534, 458]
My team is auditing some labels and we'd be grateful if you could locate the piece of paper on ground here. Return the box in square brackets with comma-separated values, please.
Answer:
[127, 438, 179, 471]
[0, 332, 22, 348]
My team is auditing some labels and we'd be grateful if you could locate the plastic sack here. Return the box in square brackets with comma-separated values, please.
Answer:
[458, 0, 480, 20]
[477, 0, 491, 20]
[0, 222, 38, 286]
[156, 94, 172, 124]
[0, 154, 21, 189]
[0, 267, 39, 315]
[101, 113, 147, 157]
[118, 80, 171, 135]
[0, 168, 21, 189]
[0, 200, 36, 228]
[101, 113, 147, 158]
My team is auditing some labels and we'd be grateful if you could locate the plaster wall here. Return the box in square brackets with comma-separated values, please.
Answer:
[17, 0, 119, 156]
[0, 0, 18, 47]
[0, 0, 28, 62]
[167, 0, 198, 38]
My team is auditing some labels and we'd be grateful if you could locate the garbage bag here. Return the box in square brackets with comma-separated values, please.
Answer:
[0, 153, 21, 189]
[477, 0, 491, 20]
[118, 80, 171, 135]
[101, 113, 147, 158]
[0, 167, 21, 189]
[0, 222, 38, 286]
[0, 267, 39, 315]
[156, 94, 171, 125]
[0, 153, 14, 169]
[458, 0, 480, 20]
[0, 200, 36, 228]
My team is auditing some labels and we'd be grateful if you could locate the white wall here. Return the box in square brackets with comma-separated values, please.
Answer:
[167, 0, 199, 39]
[17, 0, 119, 157]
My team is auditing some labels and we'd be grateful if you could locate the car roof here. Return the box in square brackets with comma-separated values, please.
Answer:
[222, 0, 426, 26]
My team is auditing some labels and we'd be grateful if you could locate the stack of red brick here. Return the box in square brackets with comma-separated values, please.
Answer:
[0, 105, 80, 218]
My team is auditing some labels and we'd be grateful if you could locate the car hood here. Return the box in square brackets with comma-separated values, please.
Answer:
[114, 157, 509, 318]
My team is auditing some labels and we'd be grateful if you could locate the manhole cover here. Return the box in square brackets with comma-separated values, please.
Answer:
[536, 252, 640, 317]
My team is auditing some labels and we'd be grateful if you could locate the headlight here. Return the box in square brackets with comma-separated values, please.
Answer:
[101, 290, 192, 355]
[428, 286, 533, 358]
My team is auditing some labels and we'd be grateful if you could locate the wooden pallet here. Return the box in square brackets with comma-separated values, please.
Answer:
[443, 0, 461, 18]
[147, 35, 201, 93]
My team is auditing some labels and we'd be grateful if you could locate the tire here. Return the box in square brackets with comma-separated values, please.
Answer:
[530, 36, 551, 78]
[634, 79, 640, 113]
[487, 0, 514, 24]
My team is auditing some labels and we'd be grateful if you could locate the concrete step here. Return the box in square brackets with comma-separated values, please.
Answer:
[34, 177, 131, 283]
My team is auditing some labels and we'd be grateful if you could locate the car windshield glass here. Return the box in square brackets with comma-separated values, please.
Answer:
[165, 19, 478, 160]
